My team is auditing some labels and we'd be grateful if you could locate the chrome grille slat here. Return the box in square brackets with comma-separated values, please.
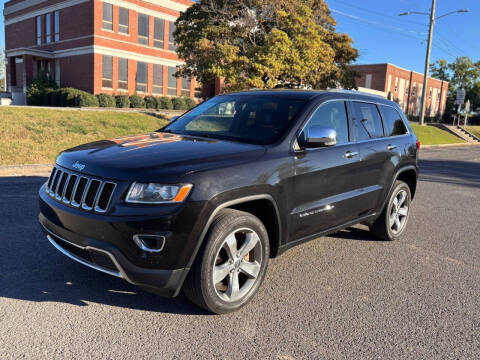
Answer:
[46, 166, 116, 214]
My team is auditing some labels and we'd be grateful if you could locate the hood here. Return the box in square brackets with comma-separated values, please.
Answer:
[56, 132, 266, 182]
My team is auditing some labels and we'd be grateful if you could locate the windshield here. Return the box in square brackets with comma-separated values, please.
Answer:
[162, 95, 308, 145]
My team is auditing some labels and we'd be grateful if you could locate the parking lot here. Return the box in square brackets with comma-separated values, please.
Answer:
[0, 146, 479, 359]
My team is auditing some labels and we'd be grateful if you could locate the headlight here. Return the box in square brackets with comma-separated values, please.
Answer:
[126, 182, 193, 204]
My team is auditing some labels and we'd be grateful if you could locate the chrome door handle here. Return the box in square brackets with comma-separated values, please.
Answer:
[387, 144, 397, 151]
[344, 151, 359, 159]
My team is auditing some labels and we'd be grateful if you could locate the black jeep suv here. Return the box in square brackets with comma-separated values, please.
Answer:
[39, 90, 419, 314]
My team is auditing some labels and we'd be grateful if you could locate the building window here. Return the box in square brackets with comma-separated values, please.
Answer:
[182, 76, 191, 97]
[154, 18, 164, 49]
[167, 66, 177, 95]
[119, 7, 129, 34]
[365, 74, 372, 89]
[168, 21, 176, 51]
[153, 64, 163, 94]
[138, 14, 149, 45]
[405, 81, 409, 96]
[412, 83, 416, 97]
[394, 77, 398, 93]
[136, 62, 148, 92]
[102, 55, 113, 88]
[36, 16, 42, 45]
[118, 58, 128, 90]
[45, 13, 51, 43]
[54, 11, 60, 41]
[102, 3, 113, 31]
[429, 87, 432, 99]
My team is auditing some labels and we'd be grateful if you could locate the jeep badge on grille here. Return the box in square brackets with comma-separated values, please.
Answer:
[72, 161, 86, 171]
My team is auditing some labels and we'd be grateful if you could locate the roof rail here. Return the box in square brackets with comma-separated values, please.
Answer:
[325, 88, 387, 99]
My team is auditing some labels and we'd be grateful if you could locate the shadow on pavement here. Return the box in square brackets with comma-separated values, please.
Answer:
[0, 176, 208, 316]
[419, 159, 480, 188]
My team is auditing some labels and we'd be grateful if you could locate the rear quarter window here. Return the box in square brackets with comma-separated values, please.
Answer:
[380, 105, 408, 136]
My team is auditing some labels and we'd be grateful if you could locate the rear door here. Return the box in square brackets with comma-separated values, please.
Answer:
[290, 100, 362, 241]
[349, 101, 392, 213]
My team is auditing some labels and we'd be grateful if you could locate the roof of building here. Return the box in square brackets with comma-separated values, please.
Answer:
[350, 63, 448, 84]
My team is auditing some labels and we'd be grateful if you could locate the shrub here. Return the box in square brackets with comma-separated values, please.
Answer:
[26, 71, 58, 106]
[115, 95, 130, 108]
[185, 97, 197, 110]
[58, 88, 81, 107]
[49, 89, 62, 107]
[26, 84, 43, 106]
[172, 96, 187, 110]
[144, 95, 157, 109]
[129, 94, 146, 108]
[156, 96, 173, 110]
[97, 93, 116, 108]
[76, 90, 99, 107]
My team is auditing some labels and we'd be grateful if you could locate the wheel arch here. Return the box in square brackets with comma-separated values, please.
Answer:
[395, 166, 418, 199]
[190, 195, 282, 266]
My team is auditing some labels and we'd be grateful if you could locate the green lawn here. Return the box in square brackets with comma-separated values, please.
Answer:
[0, 107, 169, 165]
[409, 123, 465, 146]
[465, 126, 480, 139]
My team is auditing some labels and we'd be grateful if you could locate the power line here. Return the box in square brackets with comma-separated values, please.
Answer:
[327, 0, 428, 27]
[330, 8, 458, 59]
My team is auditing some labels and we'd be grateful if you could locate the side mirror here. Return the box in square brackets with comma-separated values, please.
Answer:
[303, 126, 337, 148]
[170, 116, 179, 122]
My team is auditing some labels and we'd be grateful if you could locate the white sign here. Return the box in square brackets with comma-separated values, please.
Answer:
[465, 100, 471, 114]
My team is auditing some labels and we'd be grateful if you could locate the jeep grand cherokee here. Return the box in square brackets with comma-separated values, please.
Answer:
[39, 90, 419, 314]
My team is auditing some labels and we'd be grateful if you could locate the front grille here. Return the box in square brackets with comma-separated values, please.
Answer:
[46, 166, 116, 214]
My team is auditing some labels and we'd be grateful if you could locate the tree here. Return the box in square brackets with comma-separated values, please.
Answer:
[430, 59, 450, 81]
[174, 0, 358, 92]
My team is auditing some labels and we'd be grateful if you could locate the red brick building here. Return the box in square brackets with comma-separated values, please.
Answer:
[3, 0, 199, 103]
[351, 63, 449, 117]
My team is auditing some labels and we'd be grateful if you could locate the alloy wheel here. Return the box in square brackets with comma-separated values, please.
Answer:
[212, 228, 263, 302]
[389, 189, 409, 235]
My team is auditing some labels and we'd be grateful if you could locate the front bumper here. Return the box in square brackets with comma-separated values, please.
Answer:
[38, 181, 197, 297]
[39, 214, 188, 297]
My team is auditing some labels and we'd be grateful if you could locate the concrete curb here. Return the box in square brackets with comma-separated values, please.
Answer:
[0, 164, 53, 177]
[421, 143, 480, 149]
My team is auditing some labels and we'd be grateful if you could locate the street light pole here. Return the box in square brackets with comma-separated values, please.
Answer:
[399, 6, 469, 126]
[419, 0, 436, 126]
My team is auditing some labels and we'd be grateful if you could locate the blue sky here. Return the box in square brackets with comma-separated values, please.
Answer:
[1, 0, 478, 74]
[326, 0, 479, 72]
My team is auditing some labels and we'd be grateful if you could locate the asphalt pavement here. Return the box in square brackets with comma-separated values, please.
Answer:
[0, 146, 479, 359]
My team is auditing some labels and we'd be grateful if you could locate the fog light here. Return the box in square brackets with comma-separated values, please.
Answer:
[133, 235, 165, 253]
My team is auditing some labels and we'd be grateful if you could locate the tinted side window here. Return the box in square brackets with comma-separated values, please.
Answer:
[302, 101, 349, 145]
[351, 102, 384, 140]
[380, 105, 408, 136]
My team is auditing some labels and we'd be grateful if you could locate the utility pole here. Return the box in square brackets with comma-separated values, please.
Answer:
[419, 0, 436, 126]
[399, 5, 469, 126]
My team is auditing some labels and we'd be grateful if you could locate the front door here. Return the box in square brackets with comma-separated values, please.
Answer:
[290, 100, 362, 241]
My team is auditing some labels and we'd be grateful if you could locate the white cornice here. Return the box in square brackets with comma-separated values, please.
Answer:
[4, 0, 189, 25]
[6, 44, 185, 67]
[4, 0, 90, 25]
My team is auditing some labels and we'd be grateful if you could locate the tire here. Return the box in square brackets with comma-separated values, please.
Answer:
[183, 209, 270, 314]
[370, 180, 412, 241]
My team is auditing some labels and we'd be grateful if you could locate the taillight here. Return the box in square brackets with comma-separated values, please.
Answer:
[416, 140, 421, 150]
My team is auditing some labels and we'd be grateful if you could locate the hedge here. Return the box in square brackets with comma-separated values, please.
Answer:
[172, 96, 187, 110]
[97, 93, 116, 108]
[130, 94, 146, 108]
[76, 90, 99, 107]
[185, 97, 197, 110]
[156, 96, 173, 110]
[144, 95, 157, 109]
[115, 95, 130, 108]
